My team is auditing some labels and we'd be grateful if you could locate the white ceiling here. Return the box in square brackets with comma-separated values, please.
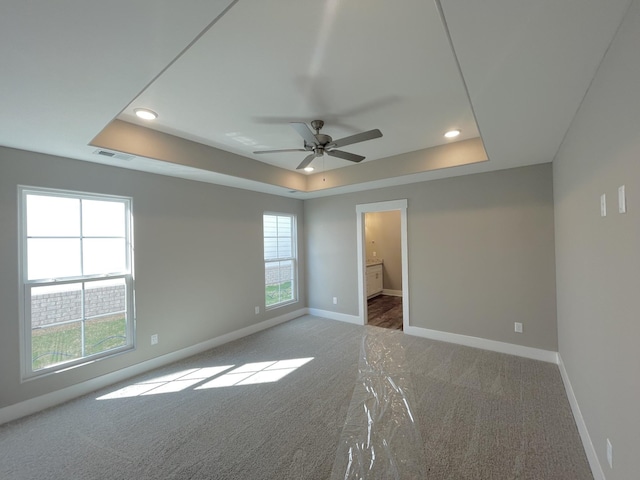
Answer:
[0, 0, 632, 198]
[118, 0, 478, 172]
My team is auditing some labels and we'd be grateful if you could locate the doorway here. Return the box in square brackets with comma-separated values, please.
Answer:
[365, 211, 403, 329]
[356, 200, 409, 329]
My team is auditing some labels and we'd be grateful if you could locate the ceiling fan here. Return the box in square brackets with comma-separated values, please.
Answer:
[253, 120, 382, 170]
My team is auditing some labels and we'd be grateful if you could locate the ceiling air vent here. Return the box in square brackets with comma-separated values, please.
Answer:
[93, 149, 134, 161]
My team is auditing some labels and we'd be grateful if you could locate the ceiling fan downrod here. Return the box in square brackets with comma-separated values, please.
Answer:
[310, 119, 324, 133]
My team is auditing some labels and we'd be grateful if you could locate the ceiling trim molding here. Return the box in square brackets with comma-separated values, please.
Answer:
[91, 119, 307, 192]
[306, 137, 488, 191]
[92, 120, 488, 195]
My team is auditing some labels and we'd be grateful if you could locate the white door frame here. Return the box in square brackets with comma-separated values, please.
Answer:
[356, 199, 409, 328]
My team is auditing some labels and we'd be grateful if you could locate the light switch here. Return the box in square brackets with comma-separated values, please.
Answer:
[618, 185, 626, 213]
[600, 194, 607, 217]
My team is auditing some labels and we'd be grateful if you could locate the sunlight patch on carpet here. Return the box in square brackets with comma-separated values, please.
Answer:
[197, 358, 314, 389]
[96, 358, 314, 399]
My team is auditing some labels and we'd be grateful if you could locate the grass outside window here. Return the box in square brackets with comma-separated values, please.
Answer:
[266, 281, 293, 307]
[32, 315, 126, 371]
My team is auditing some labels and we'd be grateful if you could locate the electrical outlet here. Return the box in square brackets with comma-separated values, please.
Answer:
[514, 322, 523, 333]
[607, 438, 613, 469]
[332, 297, 338, 305]
[618, 185, 626, 213]
[255, 306, 260, 315]
[151, 334, 158, 345]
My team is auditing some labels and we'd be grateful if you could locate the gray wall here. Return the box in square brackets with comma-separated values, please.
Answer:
[365, 211, 402, 291]
[0, 147, 305, 409]
[305, 163, 558, 351]
[553, 1, 640, 478]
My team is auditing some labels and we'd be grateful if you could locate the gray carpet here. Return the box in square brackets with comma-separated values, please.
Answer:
[0, 316, 592, 479]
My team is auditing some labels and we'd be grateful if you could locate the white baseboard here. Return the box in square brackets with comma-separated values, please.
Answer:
[382, 289, 402, 297]
[404, 325, 559, 363]
[307, 308, 362, 325]
[0, 309, 306, 426]
[558, 354, 604, 480]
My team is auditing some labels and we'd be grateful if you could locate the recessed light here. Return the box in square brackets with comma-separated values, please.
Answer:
[304, 166, 314, 172]
[134, 108, 158, 120]
[444, 129, 461, 138]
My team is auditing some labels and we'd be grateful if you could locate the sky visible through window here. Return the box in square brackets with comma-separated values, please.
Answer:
[26, 193, 128, 285]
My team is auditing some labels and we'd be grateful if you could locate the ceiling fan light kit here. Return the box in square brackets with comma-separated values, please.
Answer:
[254, 120, 382, 170]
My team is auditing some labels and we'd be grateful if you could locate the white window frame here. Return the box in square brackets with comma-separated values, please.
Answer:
[263, 213, 298, 309]
[18, 186, 135, 380]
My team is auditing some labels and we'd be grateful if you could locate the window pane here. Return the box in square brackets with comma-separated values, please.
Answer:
[83, 238, 126, 275]
[263, 215, 277, 236]
[277, 216, 292, 235]
[82, 199, 126, 237]
[31, 284, 83, 370]
[27, 195, 80, 237]
[85, 315, 127, 356]
[32, 320, 82, 371]
[30, 283, 82, 329]
[28, 238, 81, 280]
[265, 260, 294, 306]
[277, 237, 292, 258]
[278, 260, 294, 286]
[85, 278, 126, 318]
[264, 238, 278, 260]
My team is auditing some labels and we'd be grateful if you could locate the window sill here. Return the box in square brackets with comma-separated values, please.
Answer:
[265, 299, 298, 311]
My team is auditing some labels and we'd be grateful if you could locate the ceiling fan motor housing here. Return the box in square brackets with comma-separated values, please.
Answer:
[253, 119, 382, 169]
[315, 133, 332, 147]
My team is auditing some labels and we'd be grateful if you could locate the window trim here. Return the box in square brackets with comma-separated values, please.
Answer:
[18, 186, 135, 381]
[263, 212, 298, 310]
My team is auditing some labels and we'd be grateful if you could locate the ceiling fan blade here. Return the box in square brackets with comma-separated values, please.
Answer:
[326, 149, 365, 163]
[253, 148, 307, 154]
[290, 122, 318, 146]
[296, 154, 316, 170]
[327, 129, 382, 149]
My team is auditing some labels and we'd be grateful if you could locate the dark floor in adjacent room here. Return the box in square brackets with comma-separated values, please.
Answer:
[367, 294, 403, 330]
